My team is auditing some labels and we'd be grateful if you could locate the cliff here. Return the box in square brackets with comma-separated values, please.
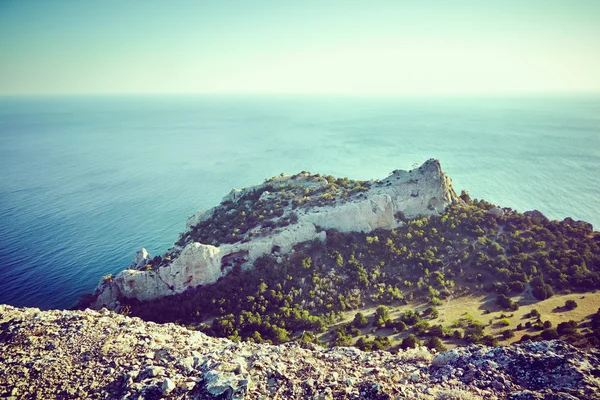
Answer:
[93, 159, 462, 309]
[1, 305, 598, 399]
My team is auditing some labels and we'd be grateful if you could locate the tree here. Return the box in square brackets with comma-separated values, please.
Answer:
[565, 300, 578, 310]
[423, 306, 439, 319]
[401, 334, 420, 349]
[496, 294, 518, 311]
[541, 328, 559, 340]
[502, 329, 514, 339]
[373, 306, 391, 328]
[352, 312, 369, 328]
[413, 320, 431, 336]
[425, 336, 447, 352]
[428, 325, 444, 338]
[391, 320, 407, 332]
[543, 321, 552, 329]
[557, 320, 578, 335]
[531, 277, 554, 300]
[401, 309, 420, 326]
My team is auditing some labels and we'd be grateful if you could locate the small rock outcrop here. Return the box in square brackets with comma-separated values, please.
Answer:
[129, 248, 151, 269]
[93, 159, 463, 309]
[1, 305, 598, 399]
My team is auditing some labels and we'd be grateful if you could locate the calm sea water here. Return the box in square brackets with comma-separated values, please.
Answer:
[1, 94, 599, 309]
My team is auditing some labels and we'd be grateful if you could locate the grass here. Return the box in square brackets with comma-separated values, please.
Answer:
[322, 291, 600, 348]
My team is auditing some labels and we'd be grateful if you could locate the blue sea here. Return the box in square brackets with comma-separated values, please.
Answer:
[1, 94, 599, 309]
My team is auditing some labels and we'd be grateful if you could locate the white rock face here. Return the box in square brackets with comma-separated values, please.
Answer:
[93, 159, 462, 309]
[94, 222, 325, 308]
[129, 248, 151, 269]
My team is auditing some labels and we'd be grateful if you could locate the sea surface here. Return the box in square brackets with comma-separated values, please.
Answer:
[1, 94, 599, 309]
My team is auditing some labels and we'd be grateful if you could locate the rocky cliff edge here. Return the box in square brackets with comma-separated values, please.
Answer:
[1, 305, 598, 399]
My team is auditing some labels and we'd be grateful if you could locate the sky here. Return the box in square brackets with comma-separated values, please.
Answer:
[0, 0, 599, 96]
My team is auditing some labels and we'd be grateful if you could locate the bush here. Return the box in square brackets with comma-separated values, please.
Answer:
[423, 306, 439, 319]
[520, 334, 532, 342]
[352, 312, 369, 328]
[502, 329, 515, 339]
[496, 294, 518, 311]
[543, 320, 552, 329]
[532, 283, 554, 300]
[401, 334, 421, 349]
[413, 320, 431, 335]
[479, 334, 499, 347]
[565, 299, 578, 310]
[391, 320, 407, 332]
[425, 336, 447, 352]
[557, 320, 578, 335]
[401, 310, 420, 326]
[428, 325, 445, 338]
[498, 318, 510, 327]
[373, 306, 391, 328]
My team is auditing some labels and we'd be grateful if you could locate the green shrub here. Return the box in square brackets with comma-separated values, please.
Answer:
[565, 299, 578, 310]
[352, 312, 369, 328]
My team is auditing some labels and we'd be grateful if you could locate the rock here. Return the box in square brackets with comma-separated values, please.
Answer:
[93, 159, 463, 308]
[143, 366, 165, 378]
[1, 305, 599, 399]
[488, 207, 504, 217]
[130, 248, 151, 270]
[410, 370, 421, 382]
[524, 210, 547, 220]
[161, 378, 175, 395]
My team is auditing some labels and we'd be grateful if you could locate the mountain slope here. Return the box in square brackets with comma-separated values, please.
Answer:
[1, 305, 599, 399]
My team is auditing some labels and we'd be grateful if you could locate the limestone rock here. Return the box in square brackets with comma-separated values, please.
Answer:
[161, 378, 175, 395]
[1, 305, 598, 400]
[524, 210, 547, 220]
[93, 159, 463, 308]
[129, 248, 151, 269]
[488, 207, 505, 217]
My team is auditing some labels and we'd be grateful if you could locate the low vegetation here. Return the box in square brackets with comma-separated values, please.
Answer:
[119, 195, 600, 351]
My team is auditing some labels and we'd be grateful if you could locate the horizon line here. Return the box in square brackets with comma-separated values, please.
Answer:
[1, 90, 600, 99]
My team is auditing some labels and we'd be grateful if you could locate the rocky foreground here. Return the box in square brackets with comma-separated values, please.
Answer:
[1, 305, 599, 399]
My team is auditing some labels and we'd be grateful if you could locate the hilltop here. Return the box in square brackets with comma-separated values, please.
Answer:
[90, 159, 461, 309]
[1, 305, 599, 399]
[78, 160, 600, 353]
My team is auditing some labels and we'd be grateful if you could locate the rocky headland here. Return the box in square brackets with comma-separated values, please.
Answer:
[93, 159, 462, 309]
[4, 159, 599, 399]
[1, 304, 599, 399]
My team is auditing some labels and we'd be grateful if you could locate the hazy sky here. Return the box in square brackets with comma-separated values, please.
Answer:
[1, 0, 599, 95]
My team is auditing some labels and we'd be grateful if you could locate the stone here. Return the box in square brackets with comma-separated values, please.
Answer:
[161, 378, 175, 395]
[93, 159, 463, 309]
[130, 248, 151, 270]
[524, 210, 547, 220]
[2, 303, 599, 400]
[488, 207, 504, 217]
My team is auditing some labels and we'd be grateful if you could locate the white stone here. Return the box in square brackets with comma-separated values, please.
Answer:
[129, 248, 151, 270]
[161, 377, 175, 395]
[488, 207, 504, 217]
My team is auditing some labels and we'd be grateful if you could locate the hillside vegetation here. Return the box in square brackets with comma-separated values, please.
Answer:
[119, 194, 600, 350]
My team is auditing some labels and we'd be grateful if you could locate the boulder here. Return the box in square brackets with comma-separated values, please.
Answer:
[488, 207, 504, 217]
[129, 248, 151, 270]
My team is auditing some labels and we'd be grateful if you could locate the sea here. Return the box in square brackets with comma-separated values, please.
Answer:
[1, 94, 599, 310]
